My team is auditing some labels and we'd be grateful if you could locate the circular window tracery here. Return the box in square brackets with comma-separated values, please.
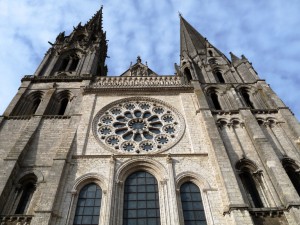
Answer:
[93, 97, 185, 154]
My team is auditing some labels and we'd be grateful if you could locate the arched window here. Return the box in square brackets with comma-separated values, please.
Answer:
[239, 170, 264, 208]
[73, 183, 102, 225]
[184, 68, 192, 82]
[13, 175, 37, 215]
[59, 57, 69, 71]
[240, 89, 254, 109]
[236, 160, 265, 208]
[58, 53, 80, 72]
[210, 92, 222, 110]
[123, 171, 160, 225]
[11, 91, 43, 116]
[180, 182, 207, 225]
[45, 91, 72, 115]
[15, 182, 36, 214]
[282, 159, 300, 196]
[69, 56, 80, 71]
[208, 50, 213, 57]
[31, 98, 41, 114]
[215, 71, 225, 83]
[58, 98, 69, 115]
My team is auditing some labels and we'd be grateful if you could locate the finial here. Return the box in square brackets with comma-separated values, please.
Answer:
[178, 11, 182, 17]
[137, 56, 142, 63]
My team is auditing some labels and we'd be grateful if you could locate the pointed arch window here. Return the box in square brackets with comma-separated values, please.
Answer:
[45, 91, 72, 116]
[239, 170, 264, 208]
[11, 91, 43, 116]
[9, 174, 38, 215]
[31, 98, 41, 115]
[123, 171, 161, 225]
[180, 182, 207, 225]
[236, 160, 265, 208]
[58, 97, 69, 115]
[184, 67, 192, 82]
[240, 89, 254, 109]
[210, 92, 222, 110]
[73, 183, 102, 225]
[15, 181, 36, 214]
[282, 159, 300, 196]
[215, 71, 225, 83]
[58, 53, 80, 72]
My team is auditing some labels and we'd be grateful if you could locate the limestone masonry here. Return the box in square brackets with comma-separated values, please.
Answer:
[0, 6, 300, 225]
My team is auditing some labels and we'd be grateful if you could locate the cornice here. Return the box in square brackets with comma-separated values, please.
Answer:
[72, 153, 208, 159]
[84, 75, 193, 92]
[21, 75, 92, 83]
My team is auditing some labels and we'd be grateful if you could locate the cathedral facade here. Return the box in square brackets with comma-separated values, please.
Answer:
[0, 7, 300, 225]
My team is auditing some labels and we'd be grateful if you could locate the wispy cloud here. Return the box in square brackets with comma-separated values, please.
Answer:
[0, 0, 299, 119]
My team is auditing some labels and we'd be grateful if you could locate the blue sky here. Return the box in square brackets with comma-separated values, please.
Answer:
[0, 0, 299, 120]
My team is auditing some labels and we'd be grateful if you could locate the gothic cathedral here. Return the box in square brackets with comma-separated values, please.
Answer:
[1, 7, 300, 225]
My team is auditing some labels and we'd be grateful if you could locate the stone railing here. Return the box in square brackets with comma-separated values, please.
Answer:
[89, 75, 190, 88]
[0, 215, 33, 225]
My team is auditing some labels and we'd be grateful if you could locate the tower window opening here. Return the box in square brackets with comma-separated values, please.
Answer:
[11, 91, 43, 116]
[15, 182, 36, 214]
[184, 68, 192, 82]
[215, 71, 225, 83]
[58, 54, 80, 72]
[208, 50, 213, 57]
[31, 98, 41, 115]
[211, 92, 222, 110]
[69, 57, 79, 71]
[241, 89, 254, 109]
[58, 98, 69, 115]
[59, 58, 69, 71]
[283, 162, 300, 196]
[239, 170, 264, 208]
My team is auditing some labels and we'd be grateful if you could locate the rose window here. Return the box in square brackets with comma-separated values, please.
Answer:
[93, 98, 185, 153]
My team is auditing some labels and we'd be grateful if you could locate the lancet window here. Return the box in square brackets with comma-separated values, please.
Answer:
[45, 90, 72, 116]
[123, 171, 160, 225]
[210, 92, 222, 110]
[184, 67, 193, 82]
[11, 174, 37, 215]
[180, 182, 207, 225]
[236, 160, 265, 208]
[73, 183, 102, 225]
[282, 159, 300, 196]
[58, 53, 80, 72]
[240, 88, 254, 109]
[11, 91, 43, 116]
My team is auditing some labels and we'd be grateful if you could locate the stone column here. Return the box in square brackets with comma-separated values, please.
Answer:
[166, 155, 180, 225]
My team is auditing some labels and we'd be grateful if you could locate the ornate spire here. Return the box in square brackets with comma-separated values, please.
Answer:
[85, 6, 104, 33]
[180, 15, 207, 58]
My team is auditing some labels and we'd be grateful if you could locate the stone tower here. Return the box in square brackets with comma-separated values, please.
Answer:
[0, 7, 300, 225]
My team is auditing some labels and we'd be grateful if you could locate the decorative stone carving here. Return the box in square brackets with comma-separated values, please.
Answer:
[89, 75, 188, 88]
[92, 97, 185, 154]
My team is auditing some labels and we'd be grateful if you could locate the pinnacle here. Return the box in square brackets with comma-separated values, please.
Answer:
[230, 52, 240, 64]
[84, 5, 103, 31]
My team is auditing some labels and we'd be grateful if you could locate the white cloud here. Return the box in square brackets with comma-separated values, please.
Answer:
[0, 0, 299, 120]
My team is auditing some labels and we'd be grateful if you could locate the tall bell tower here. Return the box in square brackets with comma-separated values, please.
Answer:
[177, 15, 300, 225]
[35, 7, 107, 77]
[0, 7, 300, 225]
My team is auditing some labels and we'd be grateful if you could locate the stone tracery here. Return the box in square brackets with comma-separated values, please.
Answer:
[93, 97, 185, 153]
